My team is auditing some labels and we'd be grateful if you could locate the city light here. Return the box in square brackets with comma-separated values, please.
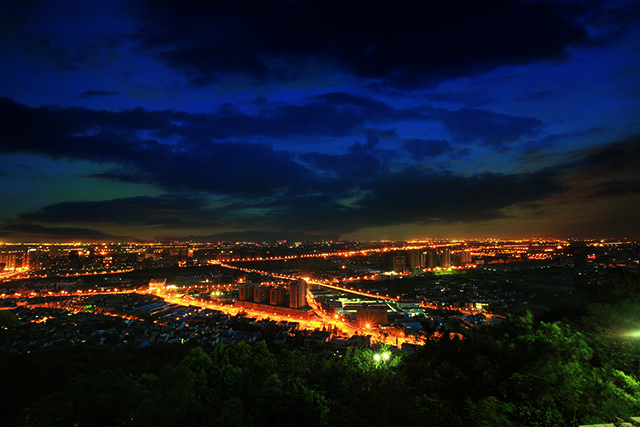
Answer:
[373, 351, 391, 364]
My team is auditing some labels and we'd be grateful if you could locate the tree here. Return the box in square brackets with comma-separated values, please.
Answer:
[23, 370, 145, 427]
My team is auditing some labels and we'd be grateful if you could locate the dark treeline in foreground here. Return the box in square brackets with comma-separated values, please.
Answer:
[2, 270, 640, 426]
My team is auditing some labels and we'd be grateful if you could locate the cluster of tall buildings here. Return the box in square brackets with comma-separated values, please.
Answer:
[0, 250, 25, 271]
[237, 280, 308, 309]
[235, 280, 313, 320]
[383, 248, 472, 272]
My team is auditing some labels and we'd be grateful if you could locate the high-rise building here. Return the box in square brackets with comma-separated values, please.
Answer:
[254, 285, 271, 303]
[439, 249, 451, 268]
[421, 249, 438, 268]
[383, 251, 407, 272]
[0, 250, 24, 270]
[238, 283, 256, 301]
[460, 250, 472, 264]
[407, 249, 421, 270]
[289, 280, 307, 309]
[270, 287, 287, 306]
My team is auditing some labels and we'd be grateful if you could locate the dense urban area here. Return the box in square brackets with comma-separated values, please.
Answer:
[1, 238, 639, 426]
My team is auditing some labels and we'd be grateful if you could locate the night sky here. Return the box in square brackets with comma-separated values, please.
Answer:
[1, 0, 639, 243]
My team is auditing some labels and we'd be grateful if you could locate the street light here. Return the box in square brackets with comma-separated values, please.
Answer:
[373, 351, 391, 365]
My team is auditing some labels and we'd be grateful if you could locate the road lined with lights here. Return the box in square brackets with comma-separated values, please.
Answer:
[215, 261, 400, 302]
[212, 261, 422, 347]
[152, 289, 326, 331]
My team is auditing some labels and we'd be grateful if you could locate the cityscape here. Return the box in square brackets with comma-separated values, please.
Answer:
[2, 238, 640, 425]
[2, 238, 638, 347]
[2, 0, 640, 425]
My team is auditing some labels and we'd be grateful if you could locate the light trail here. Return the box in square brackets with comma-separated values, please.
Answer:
[212, 261, 421, 347]
[216, 260, 399, 302]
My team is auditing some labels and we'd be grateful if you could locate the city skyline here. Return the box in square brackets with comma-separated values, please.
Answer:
[1, 0, 639, 243]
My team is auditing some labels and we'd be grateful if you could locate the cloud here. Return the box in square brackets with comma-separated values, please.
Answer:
[134, 0, 591, 88]
[6, 97, 636, 241]
[0, 92, 422, 142]
[422, 91, 495, 108]
[0, 222, 122, 241]
[576, 136, 640, 173]
[10, 163, 570, 240]
[0, 97, 316, 197]
[298, 141, 384, 180]
[80, 90, 120, 98]
[0, 95, 433, 198]
[560, 134, 640, 186]
[0, 96, 574, 240]
[168, 229, 341, 244]
[355, 168, 565, 223]
[433, 108, 544, 147]
[584, 1, 640, 45]
[402, 139, 452, 158]
[585, 179, 640, 199]
[83, 170, 148, 184]
[195, 92, 424, 139]
[233, 167, 568, 236]
[516, 89, 556, 102]
[17, 195, 212, 227]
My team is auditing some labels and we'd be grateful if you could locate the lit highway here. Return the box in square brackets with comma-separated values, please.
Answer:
[215, 260, 399, 302]
[207, 261, 421, 347]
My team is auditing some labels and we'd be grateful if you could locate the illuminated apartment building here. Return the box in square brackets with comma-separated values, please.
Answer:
[289, 280, 307, 309]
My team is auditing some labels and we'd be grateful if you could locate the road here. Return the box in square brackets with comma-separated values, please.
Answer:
[211, 261, 422, 347]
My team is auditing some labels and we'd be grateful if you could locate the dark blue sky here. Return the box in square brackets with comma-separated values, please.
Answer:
[1, 0, 639, 242]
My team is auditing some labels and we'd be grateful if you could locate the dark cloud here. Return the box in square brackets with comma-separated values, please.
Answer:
[83, 171, 148, 184]
[0, 95, 433, 198]
[584, 1, 640, 45]
[355, 168, 565, 223]
[80, 90, 120, 98]
[17, 195, 211, 226]
[517, 127, 609, 157]
[516, 89, 556, 102]
[0, 97, 316, 197]
[402, 139, 452, 158]
[557, 135, 640, 191]
[546, 134, 640, 188]
[19, 29, 115, 72]
[21, 166, 567, 240]
[434, 108, 544, 147]
[0, 92, 423, 143]
[0, 96, 573, 239]
[202, 92, 425, 139]
[299, 141, 383, 180]
[0, 0, 38, 42]
[577, 137, 640, 173]
[585, 179, 640, 199]
[240, 168, 567, 236]
[170, 230, 341, 244]
[3, 151, 584, 241]
[422, 91, 495, 108]
[0, 222, 121, 241]
[135, 0, 591, 88]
